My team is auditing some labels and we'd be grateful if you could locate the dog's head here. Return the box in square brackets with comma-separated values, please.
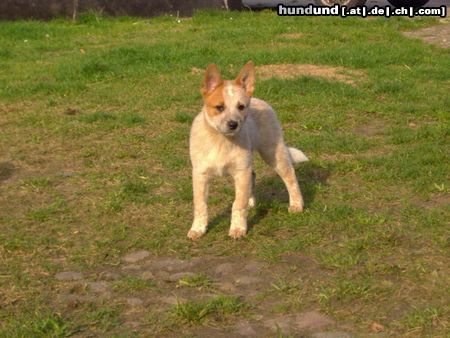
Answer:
[200, 61, 255, 137]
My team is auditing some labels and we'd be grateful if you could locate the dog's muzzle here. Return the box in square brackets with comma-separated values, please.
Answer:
[227, 120, 239, 131]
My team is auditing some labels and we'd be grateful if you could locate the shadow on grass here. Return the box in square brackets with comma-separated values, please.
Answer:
[0, 161, 15, 182]
[207, 162, 330, 234]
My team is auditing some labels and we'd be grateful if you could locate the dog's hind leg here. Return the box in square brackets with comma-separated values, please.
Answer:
[248, 171, 256, 208]
[258, 143, 304, 213]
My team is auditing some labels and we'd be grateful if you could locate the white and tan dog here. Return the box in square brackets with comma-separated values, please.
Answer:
[188, 61, 308, 240]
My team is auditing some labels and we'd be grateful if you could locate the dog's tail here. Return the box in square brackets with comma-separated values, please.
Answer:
[288, 147, 309, 164]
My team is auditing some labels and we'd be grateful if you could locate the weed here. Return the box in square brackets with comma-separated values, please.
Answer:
[170, 296, 245, 325]
[176, 274, 213, 290]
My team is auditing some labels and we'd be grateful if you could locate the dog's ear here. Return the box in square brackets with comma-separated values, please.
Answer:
[201, 64, 222, 96]
[235, 61, 255, 96]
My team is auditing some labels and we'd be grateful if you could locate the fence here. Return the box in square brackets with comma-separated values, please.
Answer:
[0, 0, 244, 20]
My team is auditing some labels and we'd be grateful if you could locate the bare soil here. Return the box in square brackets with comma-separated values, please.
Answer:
[53, 251, 351, 337]
[403, 22, 450, 49]
[277, 33, 304, 40]
[256, 64, 365, 85]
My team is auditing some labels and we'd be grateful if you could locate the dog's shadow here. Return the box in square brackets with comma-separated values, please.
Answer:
[207, 162, 330, 233]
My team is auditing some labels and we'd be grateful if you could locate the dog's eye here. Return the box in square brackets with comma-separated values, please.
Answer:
[237, 104, 246, 111]
[215, 105, 225, 112]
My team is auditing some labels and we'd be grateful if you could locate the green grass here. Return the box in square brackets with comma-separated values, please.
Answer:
[170, 296, 246, 325]
[271, 277, 301, 294]
[0, 9, 449, 337]
[113, 276, 156, 293]
[176, 273, 214, 290]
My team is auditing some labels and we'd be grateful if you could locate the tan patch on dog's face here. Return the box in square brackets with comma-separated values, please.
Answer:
[202, 82, 251, 136]
[203, 82, 249, 117]
[203, 82, 227, 117]
[200, 62, 255, 136]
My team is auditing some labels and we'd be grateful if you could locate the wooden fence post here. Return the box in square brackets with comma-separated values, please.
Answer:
[72, 0, 79, 22]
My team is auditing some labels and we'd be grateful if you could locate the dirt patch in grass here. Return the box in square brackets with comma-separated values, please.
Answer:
[191, 64, 364, 85]
[191, 63, 364, 85]
[49, 252, 343, 336]
[353, 120, 387, 137]
[256, 64, 365, 85]
[277, 32, 304, 40]
[413, 193, 450, 210]
[403, 22, 450, 49]
[318, 146, 394, 162]
[0, 162, 15, 182]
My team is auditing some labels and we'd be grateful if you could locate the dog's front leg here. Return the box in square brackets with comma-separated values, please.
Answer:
[229, 168, 252, 239]
[188, 171, 209, 240]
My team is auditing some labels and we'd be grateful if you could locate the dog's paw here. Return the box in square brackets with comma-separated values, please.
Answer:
[187, 229, 205, 240]
[288, 204, 303, 213]
[248, 196, 256, 208]
[229, 227, 247, 239]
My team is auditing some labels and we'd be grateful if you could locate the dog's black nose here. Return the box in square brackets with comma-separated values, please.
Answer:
[227, 120, 239, 130]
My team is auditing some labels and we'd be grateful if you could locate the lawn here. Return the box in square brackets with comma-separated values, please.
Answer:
[0, 9, 449, 337]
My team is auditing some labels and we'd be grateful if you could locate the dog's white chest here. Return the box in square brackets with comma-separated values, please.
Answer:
[190, 113, 253, 177]
[204, 145, 230, 176]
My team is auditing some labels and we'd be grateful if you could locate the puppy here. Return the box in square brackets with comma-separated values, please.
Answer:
[188, 61, 308, 240]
